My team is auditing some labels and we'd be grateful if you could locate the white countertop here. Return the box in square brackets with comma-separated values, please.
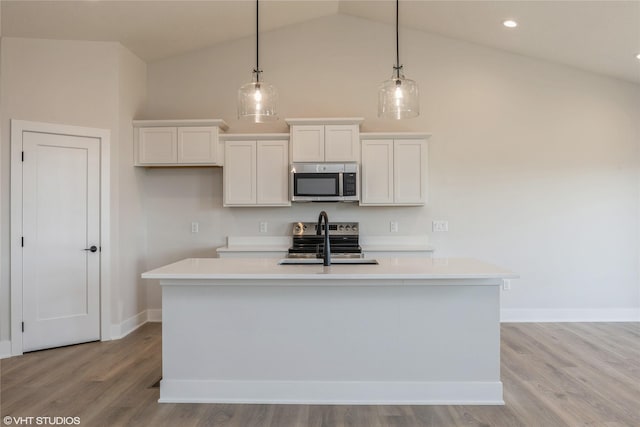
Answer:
[142, 257, 517, 281]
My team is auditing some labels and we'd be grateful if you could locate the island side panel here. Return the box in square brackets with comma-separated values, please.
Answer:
[160, 279, 502, 404]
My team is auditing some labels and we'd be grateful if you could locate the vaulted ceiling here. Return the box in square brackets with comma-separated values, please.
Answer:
[2, 0, 639, 84]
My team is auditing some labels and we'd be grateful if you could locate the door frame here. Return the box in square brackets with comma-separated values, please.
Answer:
[10, 119, 111, 356]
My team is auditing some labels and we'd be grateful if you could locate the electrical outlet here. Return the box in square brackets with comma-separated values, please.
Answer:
[390, 221, 399, 233]
[502, 280, 511, 291]
[191, 222, 199, 233]
[432, 220, 448, 232]
[259, 222, 268, 233]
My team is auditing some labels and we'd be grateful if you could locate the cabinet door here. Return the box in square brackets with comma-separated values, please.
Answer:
[224, 141, 257, 206]
[324, 124, 359, 162]
[177, 126, 219, 164]
[394, 139, 427, 205]
[138, 127, 177, 164]
[291, 125, 324, 162]
[256, 140, 290, 206]
[360, 139, 394, 205]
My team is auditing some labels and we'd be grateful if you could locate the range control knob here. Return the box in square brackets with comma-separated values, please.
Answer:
[344, 225, 351, 232]
[352, 225, 358, 232]
[338, 224, 344, 232]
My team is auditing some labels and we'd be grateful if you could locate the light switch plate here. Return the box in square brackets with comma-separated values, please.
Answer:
[259, 222, 268, 233]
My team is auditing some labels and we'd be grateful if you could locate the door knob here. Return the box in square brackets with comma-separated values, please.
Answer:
[83, 245, 98, 253]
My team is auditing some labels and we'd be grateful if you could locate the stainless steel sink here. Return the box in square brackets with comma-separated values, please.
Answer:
[278, 258, 379, 265]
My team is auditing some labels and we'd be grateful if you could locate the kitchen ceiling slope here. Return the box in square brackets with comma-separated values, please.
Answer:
[0, 0, 340, 62]
[1, 0, 639, 84]
[340, 1, 640, 85]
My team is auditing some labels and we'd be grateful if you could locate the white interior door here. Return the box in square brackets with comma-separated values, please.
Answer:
[22, 131, 101, 352]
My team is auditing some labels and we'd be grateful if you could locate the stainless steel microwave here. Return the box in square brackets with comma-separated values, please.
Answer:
[290, 162, 359, 202]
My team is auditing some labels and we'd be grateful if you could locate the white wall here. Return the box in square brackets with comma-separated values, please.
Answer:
[143, 14, 640, 319]
[0, 37, 147, 344]
[114, 46, 148, 329]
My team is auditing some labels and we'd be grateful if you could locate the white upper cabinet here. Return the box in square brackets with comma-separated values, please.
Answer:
[256, 140, 290, 205]
[224, 140, 257, 206]
[139, 127, 177, 164]
[394, 139, 428, 205]
[361, 139, 394, 205]
[223, 135, 290, 207]
[291, 125, 324, 162]
[324, 125, 360, 162]
[177, 127, 219, 164]
[360, 134, 430, 206]
[133, 119, 228, 166]
[287, 118, 363, 162]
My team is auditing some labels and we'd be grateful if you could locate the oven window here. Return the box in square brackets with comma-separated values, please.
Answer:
[295, 174, 339, 196]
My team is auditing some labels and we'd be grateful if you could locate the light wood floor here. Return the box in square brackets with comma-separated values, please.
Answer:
[1, 322, 638, 426]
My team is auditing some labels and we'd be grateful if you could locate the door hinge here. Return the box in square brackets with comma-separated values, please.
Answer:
[21, 151, 24, 162]
[21, 322, 24, 333]
[21, 237, 24, 247]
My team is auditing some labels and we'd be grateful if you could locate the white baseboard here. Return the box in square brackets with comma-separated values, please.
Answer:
[0, 340, 12, 359]
[501, 308, 640, 323]
[147, 309, 162, 322]
[110, 310, 150, 339]
[159, 379, 504, 405]
[110, 309, 163, 339]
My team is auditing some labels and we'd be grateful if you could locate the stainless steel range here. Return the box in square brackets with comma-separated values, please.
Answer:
[287, 222, 362, 259]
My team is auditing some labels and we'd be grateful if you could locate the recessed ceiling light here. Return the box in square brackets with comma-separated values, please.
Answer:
[636, 53, 640, 60]
[503, 20, 518, 28]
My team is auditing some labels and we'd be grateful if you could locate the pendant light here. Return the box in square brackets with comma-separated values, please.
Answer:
[378, 0, 419, 119]
[238, 0, 278, 122]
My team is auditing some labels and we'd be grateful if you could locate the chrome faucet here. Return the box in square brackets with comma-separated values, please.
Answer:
[317, 211, 331, 266]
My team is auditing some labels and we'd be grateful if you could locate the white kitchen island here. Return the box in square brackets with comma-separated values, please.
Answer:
[142, 257, 516, 405]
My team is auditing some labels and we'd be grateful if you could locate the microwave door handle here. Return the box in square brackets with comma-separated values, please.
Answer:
[338, 172, 343, 196]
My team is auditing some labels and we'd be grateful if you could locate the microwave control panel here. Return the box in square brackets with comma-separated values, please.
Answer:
[343, 173, 357, 196]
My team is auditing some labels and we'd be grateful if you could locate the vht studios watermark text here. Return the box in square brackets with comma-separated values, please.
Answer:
[3, 416, 80, 425]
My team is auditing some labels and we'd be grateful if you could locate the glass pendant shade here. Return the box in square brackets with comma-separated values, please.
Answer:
[237, 0, 278, 123]
[238, 72, 278, 123]
[378, 73, 419, 119]
[378, 0, 420, 120]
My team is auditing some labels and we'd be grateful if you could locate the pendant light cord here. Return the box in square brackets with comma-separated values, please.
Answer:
[255, 0, 261, 83]
[395, 0, 400, 79]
